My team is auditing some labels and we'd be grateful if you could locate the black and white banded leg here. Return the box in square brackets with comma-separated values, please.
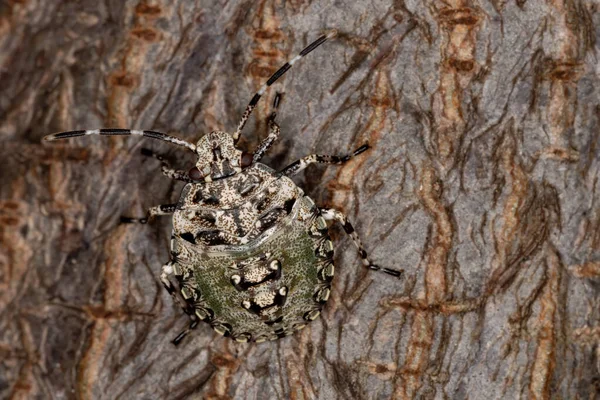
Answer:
[44, 128, 197, 152]
[252, 93, 283, 163]
[280, 143, 370, 177]
[120, 204, 177, 224]
[172, 319, 200, 346]
[140, 148, 193, 182]
[233, 30, 337, 143]
[320, 208, 403, 279]
[160, 261, 199, 345]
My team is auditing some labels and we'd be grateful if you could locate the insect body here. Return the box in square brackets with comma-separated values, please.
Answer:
[44, 31, 403, 344]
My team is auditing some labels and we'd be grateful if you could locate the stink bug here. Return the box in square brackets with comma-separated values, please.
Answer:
[43, 31, 403, 344]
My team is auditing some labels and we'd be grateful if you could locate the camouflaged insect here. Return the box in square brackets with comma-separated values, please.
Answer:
[44, 31, 403, 344]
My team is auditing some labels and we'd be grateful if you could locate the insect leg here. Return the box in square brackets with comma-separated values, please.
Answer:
[320, 208, 404, 279]
[120, 204, 177, 224]
[43, 128, 196, 152]
[233, 30, 337, 143]
[160, 261, 180, 296]
[252, 93, 283, 163]
[160, 261, 194, 316]
[140, 148, 193, 182]
[279, 143, 369, 177]
[160, 261, 200, 345]
[172, 319, 199, 346]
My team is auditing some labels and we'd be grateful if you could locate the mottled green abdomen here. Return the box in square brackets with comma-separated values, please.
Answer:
[172, 194, 335, 342]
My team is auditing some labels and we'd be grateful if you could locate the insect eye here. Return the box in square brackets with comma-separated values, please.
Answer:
[188, 167, 204, 180]
[241, 152, 253, 168]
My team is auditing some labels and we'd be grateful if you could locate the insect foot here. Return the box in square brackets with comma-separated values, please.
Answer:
[43, 30, 403, 344]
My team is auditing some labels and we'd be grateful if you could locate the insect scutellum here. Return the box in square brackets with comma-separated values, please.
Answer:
[43, 29, 404, 345]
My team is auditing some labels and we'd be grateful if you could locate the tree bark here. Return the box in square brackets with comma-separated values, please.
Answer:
[1, 0, 599, 399]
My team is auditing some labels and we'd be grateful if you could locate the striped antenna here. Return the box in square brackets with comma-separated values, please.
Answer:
[232, 29, 337, 143]
[43, 129, 197, 152]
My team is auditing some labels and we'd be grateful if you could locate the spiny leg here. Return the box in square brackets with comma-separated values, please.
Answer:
[43, 128, 197, 152]
[252, 93, 283, 163]
[120, 204, 176, 224]
[140, 148, 193, 182]
[279, 143, 370, 177]
[320, 208, 403, 279]
[160, 261, 199, 345]
[233, 30, 337, 143]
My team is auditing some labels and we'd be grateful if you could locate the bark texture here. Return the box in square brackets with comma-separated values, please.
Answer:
[1, 1, 599, 399]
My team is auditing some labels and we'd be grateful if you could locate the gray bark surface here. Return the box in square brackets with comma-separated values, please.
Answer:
[1, 0, 599, 399]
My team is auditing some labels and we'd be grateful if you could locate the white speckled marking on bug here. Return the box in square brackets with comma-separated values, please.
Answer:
[42, 31, 403, 344]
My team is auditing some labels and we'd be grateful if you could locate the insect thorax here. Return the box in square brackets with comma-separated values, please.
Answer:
[173, 163, 301, 245]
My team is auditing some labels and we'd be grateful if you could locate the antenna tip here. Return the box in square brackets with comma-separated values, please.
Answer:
[325, 29, 338, 39]
[43, 133, 57, 142]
